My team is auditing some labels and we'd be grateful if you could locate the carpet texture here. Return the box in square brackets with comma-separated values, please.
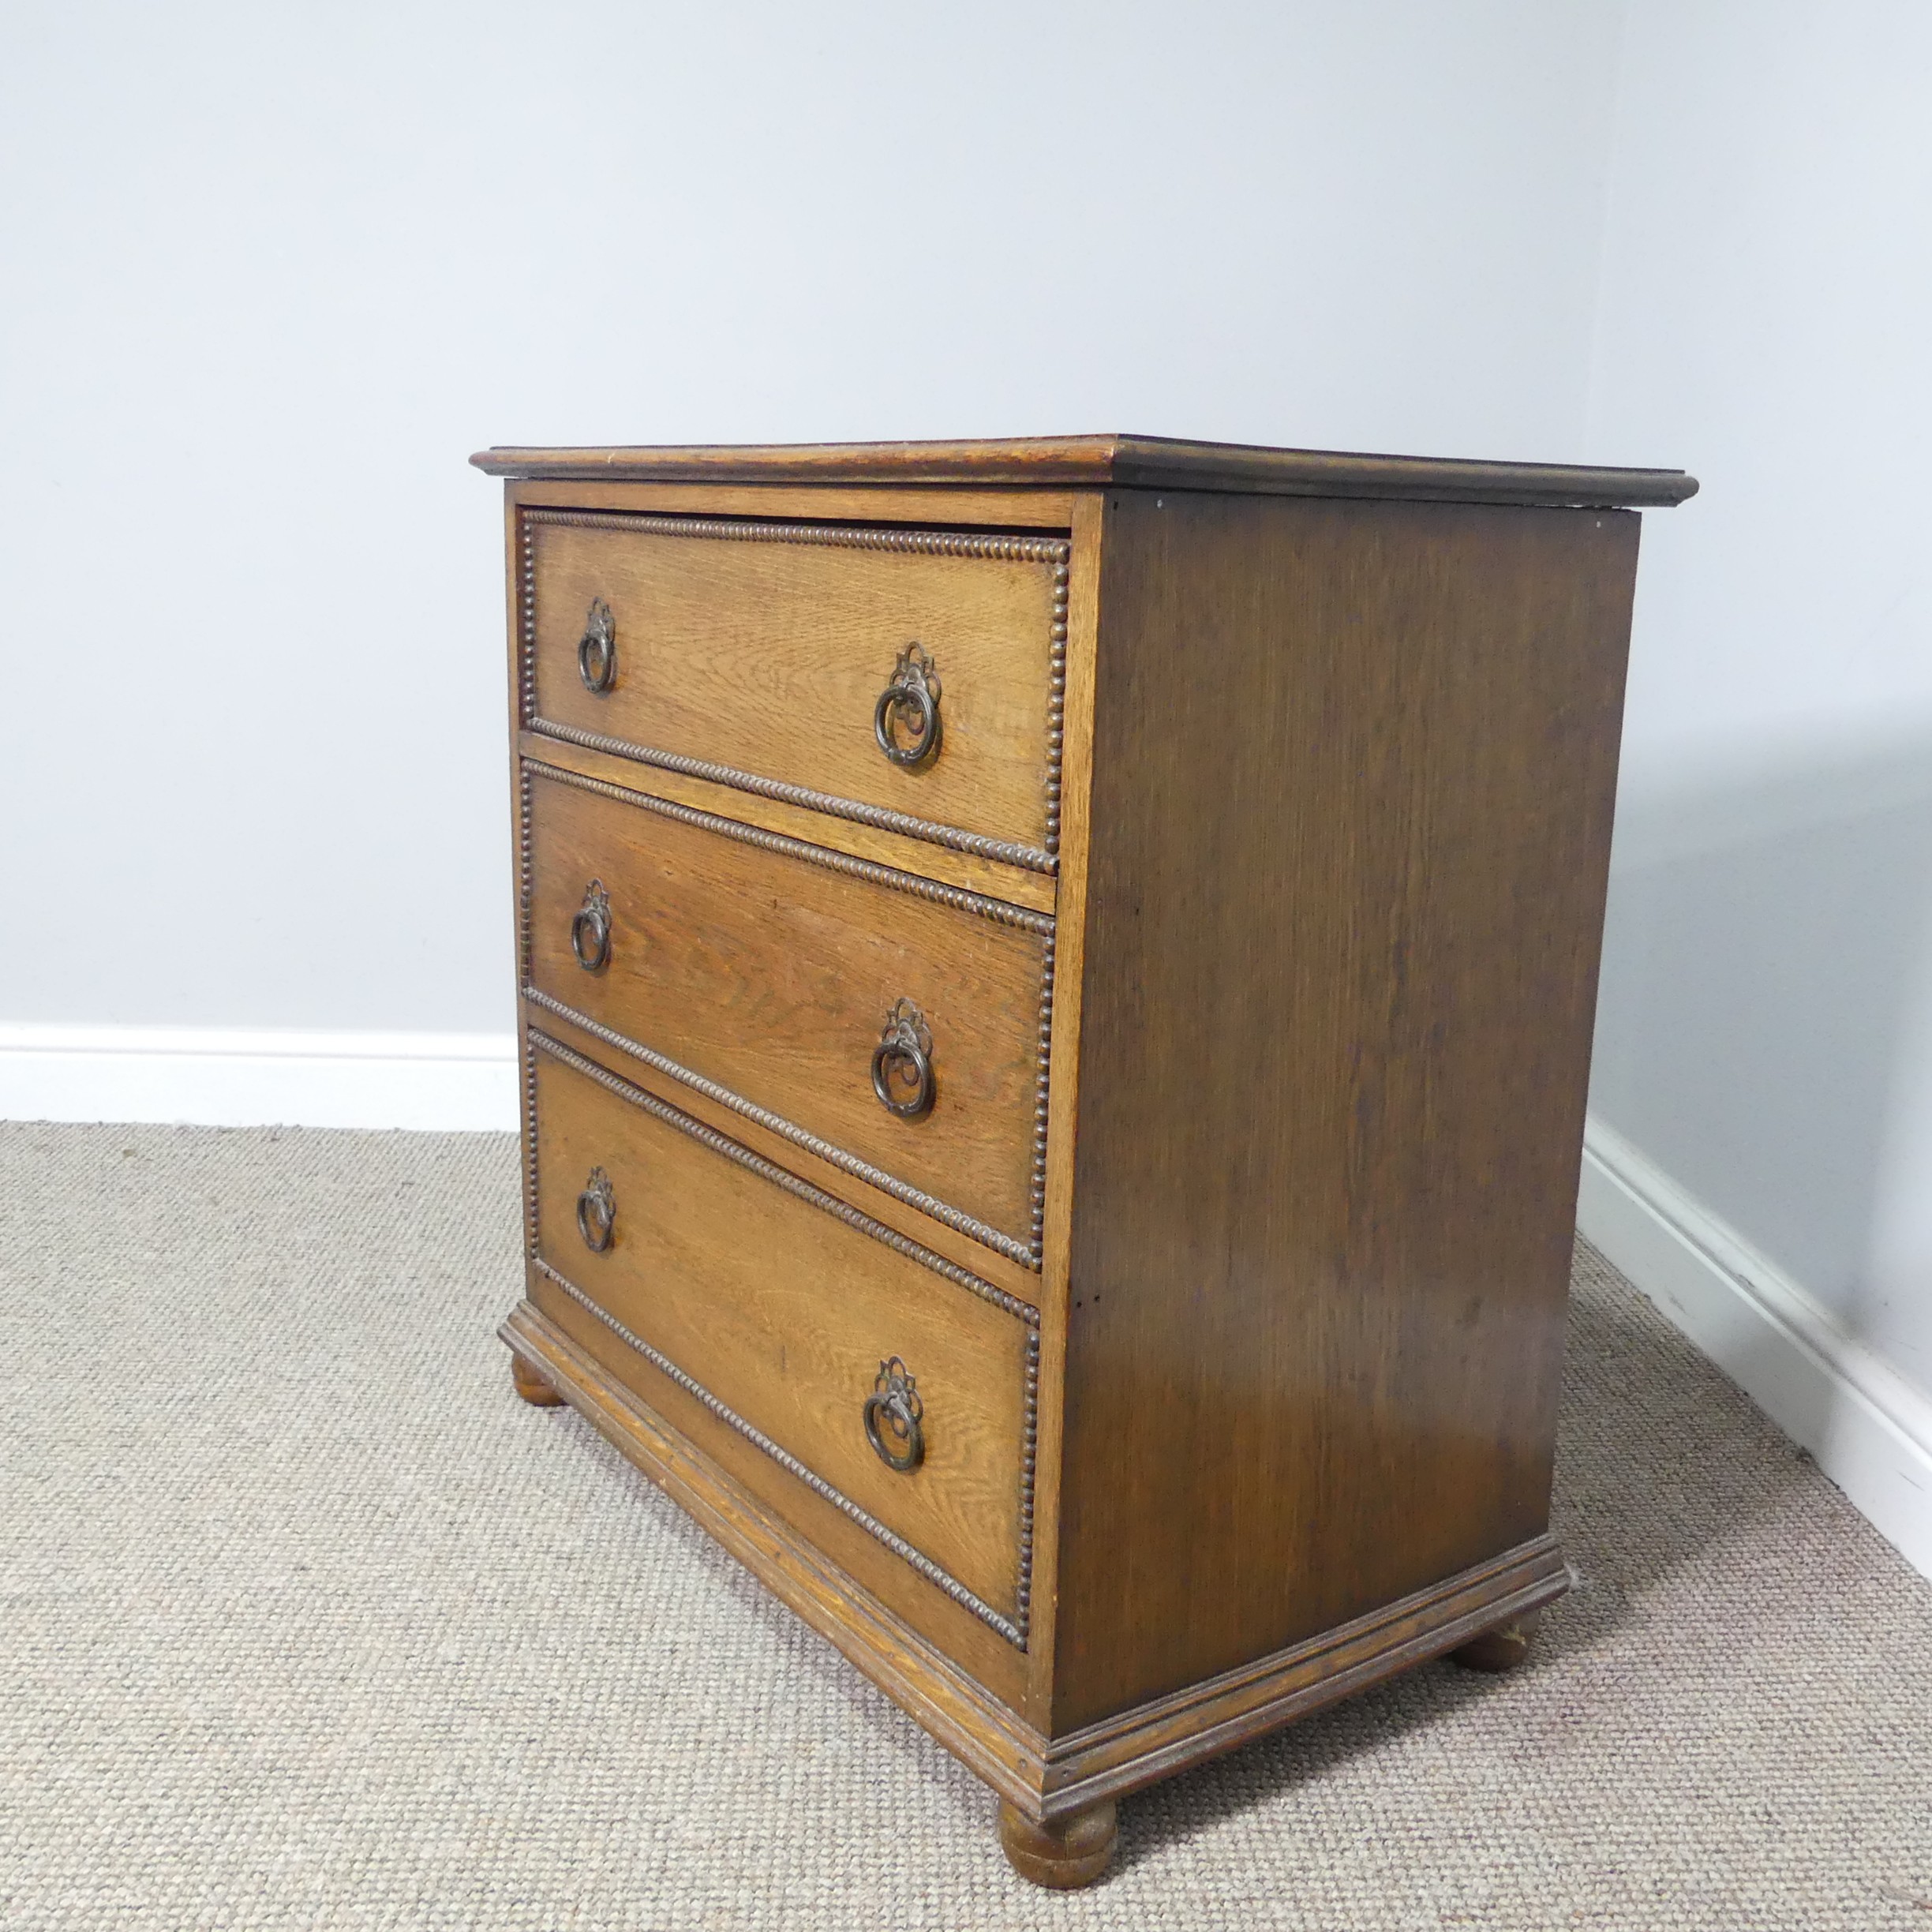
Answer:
[2, 1121, 1928, 1930]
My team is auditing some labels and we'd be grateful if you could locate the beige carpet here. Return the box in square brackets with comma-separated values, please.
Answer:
[2, 1122, 1928, 1930]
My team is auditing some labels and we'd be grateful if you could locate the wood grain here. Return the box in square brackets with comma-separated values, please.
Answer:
[516, 725, 1057, 915]
[1035, 1535, 1571, 1813]
[485, 441, 1690, 1861]
[502, 1295, 1040, 1741]
[530, 1041, 1033, 1621]
[511, 1352, 564, 1406]
[526, 994, 1043, 1308]
[998, 1799, 1116, 1889]
[501, 1298, 1570, 1822]
[1050, 491, 1638, 1730]
[476, 434, 1698, 507]
[1017, 491, 1106, 1726]
[524, 762, 1050, 1260]
[1448, 1611, 1541, 1672]
[527, 511, 1064, 856]
[508, 474, 1083, 530]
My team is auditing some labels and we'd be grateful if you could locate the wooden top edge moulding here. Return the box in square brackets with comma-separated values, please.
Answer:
[470, 432, 1698, 508]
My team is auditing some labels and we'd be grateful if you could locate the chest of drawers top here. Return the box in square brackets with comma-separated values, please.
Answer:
[478, 433, 1694, 1888]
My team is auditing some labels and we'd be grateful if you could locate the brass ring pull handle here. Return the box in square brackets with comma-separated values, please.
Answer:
[571, 879, 612, 972]
[873, 643, 942, 768]
[578, 597, 616, 693]
[863, 1357, 924, 1472]
[871, 999, 935, 1119]
[576, 1166, 616, 1252]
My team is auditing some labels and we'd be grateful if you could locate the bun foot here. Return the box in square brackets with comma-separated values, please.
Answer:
[1450, 1610, 1539, 1673]
[998, 1798, 1117, 1889]
[511, 1353, 565, 1407]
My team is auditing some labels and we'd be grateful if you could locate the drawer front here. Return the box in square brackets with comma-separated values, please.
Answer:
[528, 1034, 1038, 1640]
[523, 762, 1052, 1267]
[521, 509, 1070, 870]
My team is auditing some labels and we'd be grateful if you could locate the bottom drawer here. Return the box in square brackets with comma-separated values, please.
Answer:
[526, 1030, 1038, 1643]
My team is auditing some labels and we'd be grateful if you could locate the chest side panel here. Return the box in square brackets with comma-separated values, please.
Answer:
[1051, 491, 1639, 1730]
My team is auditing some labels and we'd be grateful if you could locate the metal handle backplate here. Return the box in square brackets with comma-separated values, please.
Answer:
[863, 1356, 924, 1471]
[576, 1166, 616, 1252]
[873, 643, 942, 768]
[571, 879, 612, 972]
[871, 998, 935, 1120]
[578, 597, 616, 693]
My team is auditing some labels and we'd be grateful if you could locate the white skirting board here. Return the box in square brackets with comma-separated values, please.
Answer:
[1578, 1115, 1932, 1581]
[0, 1024, 519, 1132]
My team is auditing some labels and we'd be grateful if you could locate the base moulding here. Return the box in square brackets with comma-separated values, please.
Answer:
[501, 1298, 1571, 1822]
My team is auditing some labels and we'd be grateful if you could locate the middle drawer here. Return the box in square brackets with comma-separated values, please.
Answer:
[522, 762, 1052, 1267]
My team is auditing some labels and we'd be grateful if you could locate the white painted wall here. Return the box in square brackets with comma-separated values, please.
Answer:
[1575, 1, 1932, 1571]
[1584, 0, 1932, 1402]
[0, 0, 1621, 1069]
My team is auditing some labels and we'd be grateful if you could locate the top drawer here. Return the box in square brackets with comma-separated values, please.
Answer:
[519, 511, 1069, 872]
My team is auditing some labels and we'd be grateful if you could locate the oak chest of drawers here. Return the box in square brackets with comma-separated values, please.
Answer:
[474, 435, 1694, 1886]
